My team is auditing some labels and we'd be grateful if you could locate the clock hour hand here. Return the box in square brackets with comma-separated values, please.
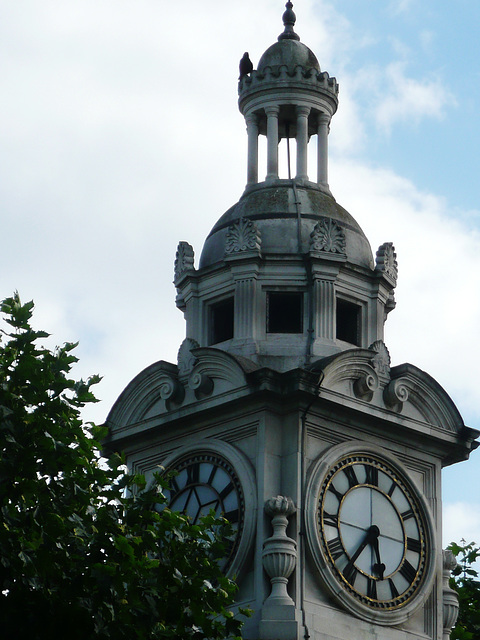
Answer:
[370, 530, 386, 579]
[346, 525, 379, 568]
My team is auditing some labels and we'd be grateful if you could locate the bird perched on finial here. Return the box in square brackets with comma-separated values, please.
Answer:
[239, 52, 253, 80]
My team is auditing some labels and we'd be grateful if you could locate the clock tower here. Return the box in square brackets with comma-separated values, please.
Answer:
[105, 4, 478, 639]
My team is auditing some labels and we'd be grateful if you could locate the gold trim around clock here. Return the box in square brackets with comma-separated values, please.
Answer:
[305, 441, 436, 626]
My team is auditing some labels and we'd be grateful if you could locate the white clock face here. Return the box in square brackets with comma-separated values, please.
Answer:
[318, 454, 429, 610]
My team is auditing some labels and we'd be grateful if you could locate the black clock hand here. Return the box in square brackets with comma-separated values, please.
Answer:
[370, 531, 386, 579]
[344, 525, 379, 579]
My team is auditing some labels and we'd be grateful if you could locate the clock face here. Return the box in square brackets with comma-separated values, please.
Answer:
[316, 453, 430, 611]
[162, 451, 244, 569]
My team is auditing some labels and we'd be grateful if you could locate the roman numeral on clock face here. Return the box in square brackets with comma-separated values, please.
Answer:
[399, 560, 417, 584]
[366, 577, 377, 599]
[387, 482, 396, 497]
[224, 508, 239, 524]
[219, 482, 234, 501]
[364, 464, 379, 486]
[343, 561, 358, 586]
[207, 465, 218, 485]
[323, 511, 339, 528]
[328, 484, 344, 501]
[388, 578, 399, 599]
[327, 537, 344, 561]
[186, 462, 200, 484]
[407, 537, 422, 553]
[344, 465, 359, 489]
[169, 476, 180, 499]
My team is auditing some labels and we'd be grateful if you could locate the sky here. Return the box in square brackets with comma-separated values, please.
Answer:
[1, 1, 479, 548]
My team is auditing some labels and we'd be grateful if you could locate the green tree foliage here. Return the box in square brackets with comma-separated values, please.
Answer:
[0, 293, 247, 640]
[448, 540, 480, 640]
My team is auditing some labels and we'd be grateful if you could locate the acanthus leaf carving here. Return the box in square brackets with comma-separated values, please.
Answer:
[375, 242, 398, 285]
[174, 241, 195, 282]
[177, 338, 200, 380]
[369, 340, 391, 386]
[310, 217, 346, 255]
[225, 217, 261, 255]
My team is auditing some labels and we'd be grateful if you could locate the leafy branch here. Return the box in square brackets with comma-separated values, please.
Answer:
[0, 293, 248, 640]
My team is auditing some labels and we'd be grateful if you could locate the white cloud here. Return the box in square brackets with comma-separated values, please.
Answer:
[375, 61, 455, 132]
[419, 30, 435, 53]
[444, 502, 480, 547]
[388, 0, 415, 16]
[330, 159, 480, 427]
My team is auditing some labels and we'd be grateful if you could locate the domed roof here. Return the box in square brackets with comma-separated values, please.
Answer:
[256, 1, 320, 75]
[257, 39, 320, 75]
[199, 183, 374, 271]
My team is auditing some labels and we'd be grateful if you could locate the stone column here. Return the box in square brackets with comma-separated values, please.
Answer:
[296, 105, 310, 180]
[265, 106, 279, 181]
[317, 112, 330, 186]
[314, 279, 335, 340]
[235, 277, 257, 339]
[245, 113, 259, 186]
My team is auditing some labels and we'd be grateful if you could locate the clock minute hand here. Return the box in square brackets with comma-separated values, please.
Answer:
[346, 525, 378, 568]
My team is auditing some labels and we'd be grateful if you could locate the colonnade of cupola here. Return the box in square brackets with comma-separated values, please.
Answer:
[238, 2, 338, 190]
[242, 103, 333, 187]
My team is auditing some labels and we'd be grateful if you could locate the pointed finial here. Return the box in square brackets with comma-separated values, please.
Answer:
[278, 2, 300, 41]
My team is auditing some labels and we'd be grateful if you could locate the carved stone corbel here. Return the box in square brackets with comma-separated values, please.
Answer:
[189, 372, 214, 398]
[262, 496, 297, 606]
[159, 377, 185, 406]
[383, 378, 409, 412]
[442, 549, 459, 639]
[353, 372, 379, 402]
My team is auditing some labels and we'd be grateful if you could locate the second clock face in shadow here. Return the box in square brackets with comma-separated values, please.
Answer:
[161, 452, 244, 570]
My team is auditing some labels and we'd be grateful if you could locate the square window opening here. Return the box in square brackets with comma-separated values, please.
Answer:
[267, 292, 303, 334]
[210, 298, 234, 345]
[336, 298, 361, 346]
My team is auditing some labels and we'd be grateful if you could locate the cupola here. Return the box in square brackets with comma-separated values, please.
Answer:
[173, 2, 398, 372]
[238, 1, 337, 189]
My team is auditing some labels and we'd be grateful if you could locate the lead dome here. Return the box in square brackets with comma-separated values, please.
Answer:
[257, 3, 320, 75]
[257, 40, 321, 75]
[199, 183, 374, 271]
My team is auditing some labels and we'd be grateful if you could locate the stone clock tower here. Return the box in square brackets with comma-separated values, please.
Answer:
[105, 4, 478, 639]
